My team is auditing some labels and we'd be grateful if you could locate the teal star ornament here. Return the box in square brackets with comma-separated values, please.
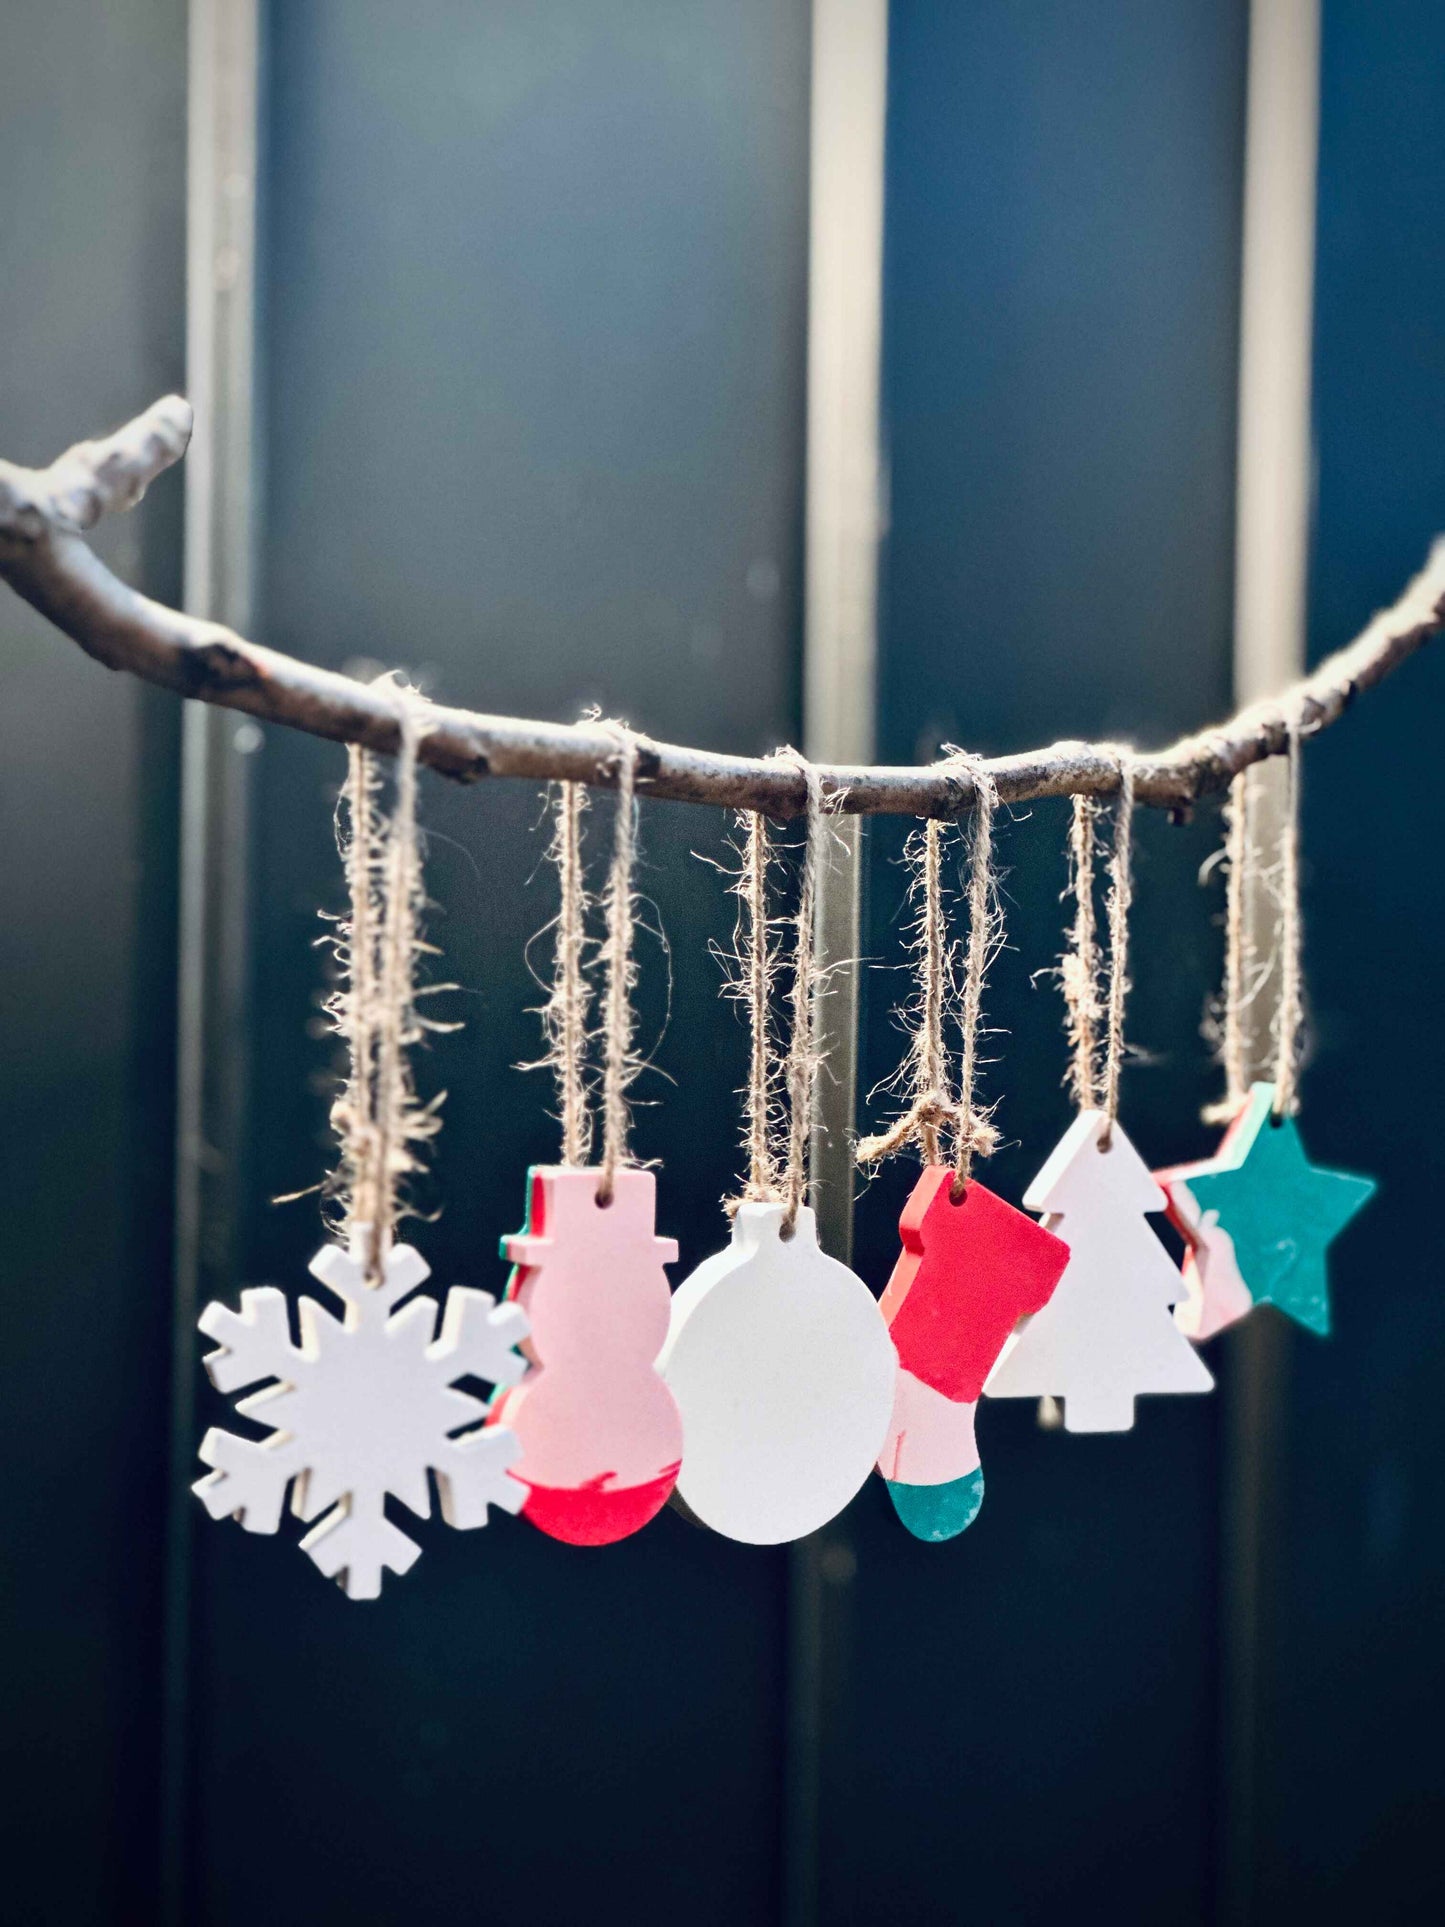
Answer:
[1182, 1083, 1375, 1336]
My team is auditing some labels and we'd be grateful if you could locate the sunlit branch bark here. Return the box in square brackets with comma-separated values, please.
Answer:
[3, 396, 1442, 818]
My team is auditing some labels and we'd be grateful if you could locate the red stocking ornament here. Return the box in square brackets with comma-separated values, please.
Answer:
[493, 1167, 682, 1545]
[879, 1166, 1067, 1540]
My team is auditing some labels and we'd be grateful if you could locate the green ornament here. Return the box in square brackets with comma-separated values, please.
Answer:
[1184, 1083, 1375, 1336]
[885, 1467, 985, 1544]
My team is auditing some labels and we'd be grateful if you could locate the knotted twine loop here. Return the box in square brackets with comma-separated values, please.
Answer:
[597, 727, 640, 1207]
[853, 816, 953, 1171]
[544, 780, 593, 1168]
[1272, 706, 1305, 1119]
[779, 752, 824, 1238]
[727, 809, 782, 1209]
[1097, 748, 1136, 1149]
[854, 751, 1001, 1196]
[330, 683, 438, 1286]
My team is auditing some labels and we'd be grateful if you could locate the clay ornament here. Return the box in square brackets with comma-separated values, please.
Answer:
[195, 1230, 528, 1598]
[660, 1201, 896, 1546]
[493, 1166, 683, 1546]
[877, 1166, 1068, 1539]
[985, 1111, 1214, 1433]
[1168, 1082, 1375, 1338]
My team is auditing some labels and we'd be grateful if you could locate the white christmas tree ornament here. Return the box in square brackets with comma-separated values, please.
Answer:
[194, 1229, 530, 1598]
[984, 1110, 1214, 1432]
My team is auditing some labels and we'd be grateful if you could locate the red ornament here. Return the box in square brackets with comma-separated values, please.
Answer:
[881, 1165, 1069, 1403]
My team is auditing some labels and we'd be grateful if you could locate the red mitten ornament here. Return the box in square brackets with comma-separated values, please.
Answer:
[878, 1166, 1068, 1541]
[492, 1167, 683, 1545]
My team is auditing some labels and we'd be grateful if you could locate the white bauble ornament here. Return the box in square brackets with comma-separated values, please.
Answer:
[660, 1200, 896, 1544]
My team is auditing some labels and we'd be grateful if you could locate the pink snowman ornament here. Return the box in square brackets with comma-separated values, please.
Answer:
[492, 1166, 683, 1546]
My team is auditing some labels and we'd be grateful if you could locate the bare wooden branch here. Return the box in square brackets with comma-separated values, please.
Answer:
[3, 395, 1442, 818]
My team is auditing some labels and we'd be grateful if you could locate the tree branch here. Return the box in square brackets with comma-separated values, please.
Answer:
[3, 396, 1442, 819]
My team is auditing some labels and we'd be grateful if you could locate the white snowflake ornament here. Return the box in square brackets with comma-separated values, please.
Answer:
[193, 1228, 530, 1599]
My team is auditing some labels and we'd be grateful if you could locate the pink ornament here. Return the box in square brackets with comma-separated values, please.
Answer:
[492, 1166, 683, 1546]
[1160, 1176, 1254, 1340]
[1156, 1095, 1260, 1341]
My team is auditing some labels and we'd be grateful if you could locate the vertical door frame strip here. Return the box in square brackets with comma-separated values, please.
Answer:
[788, 5, 889, 1925]
[1220, 4, 1321, 1922]
[160, 3, 262, 1920]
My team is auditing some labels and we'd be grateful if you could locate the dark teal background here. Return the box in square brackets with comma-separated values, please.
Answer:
[2, 3, 1442, 1922]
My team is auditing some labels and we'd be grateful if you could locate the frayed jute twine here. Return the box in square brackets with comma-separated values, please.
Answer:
[1061, 794, 1102, 1114]
[597, 727, 641, 1206]
[727, 809, 782, 1209]
[856, 751, 1002, 1198]
[1213, 769, 1254, 1116]
[542, 780, 594, 1167]
[854, 818, 955, 1172]
[1058, 748, 1135, 1146]
[329, 683, 439, 1285]
[1098, 750, 1136, 1146]
[724, 755, 830, 1227]
[780, 753, 824, 1236]
[1204, 703, 1305, 1122]
[952, 755, 1002, 1193]
[915, 819, 949, 1169]
[1272, 708, 1305, 1118]
[330, 742, 383, 1236]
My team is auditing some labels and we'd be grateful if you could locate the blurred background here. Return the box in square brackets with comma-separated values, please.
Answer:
[3, 2, 1444, 1922]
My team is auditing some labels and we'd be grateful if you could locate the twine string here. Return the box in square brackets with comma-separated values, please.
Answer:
[1061, 793, 1102, 1114]
[329, 686, 434, 1286]
[332, 743, 384, 1239]
[854, 752, 1000, 1190]
[735, 809, 781, 1204]
[853, 815, 955, 1169]
[1098, 749, 1136, 1145]
[1217, 769, 1252, 1114]
[597, 728, 639, 1205]
[1207, 708, 1304, 1123]
[952, 755, 1001, 1196]
[916, 818, 948, 1167]
[544, 780, 593, 1168]
[366, 694, 429, 1282]
[1272, 709, 1305, 1117]
[781, 754, 824, 1236]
